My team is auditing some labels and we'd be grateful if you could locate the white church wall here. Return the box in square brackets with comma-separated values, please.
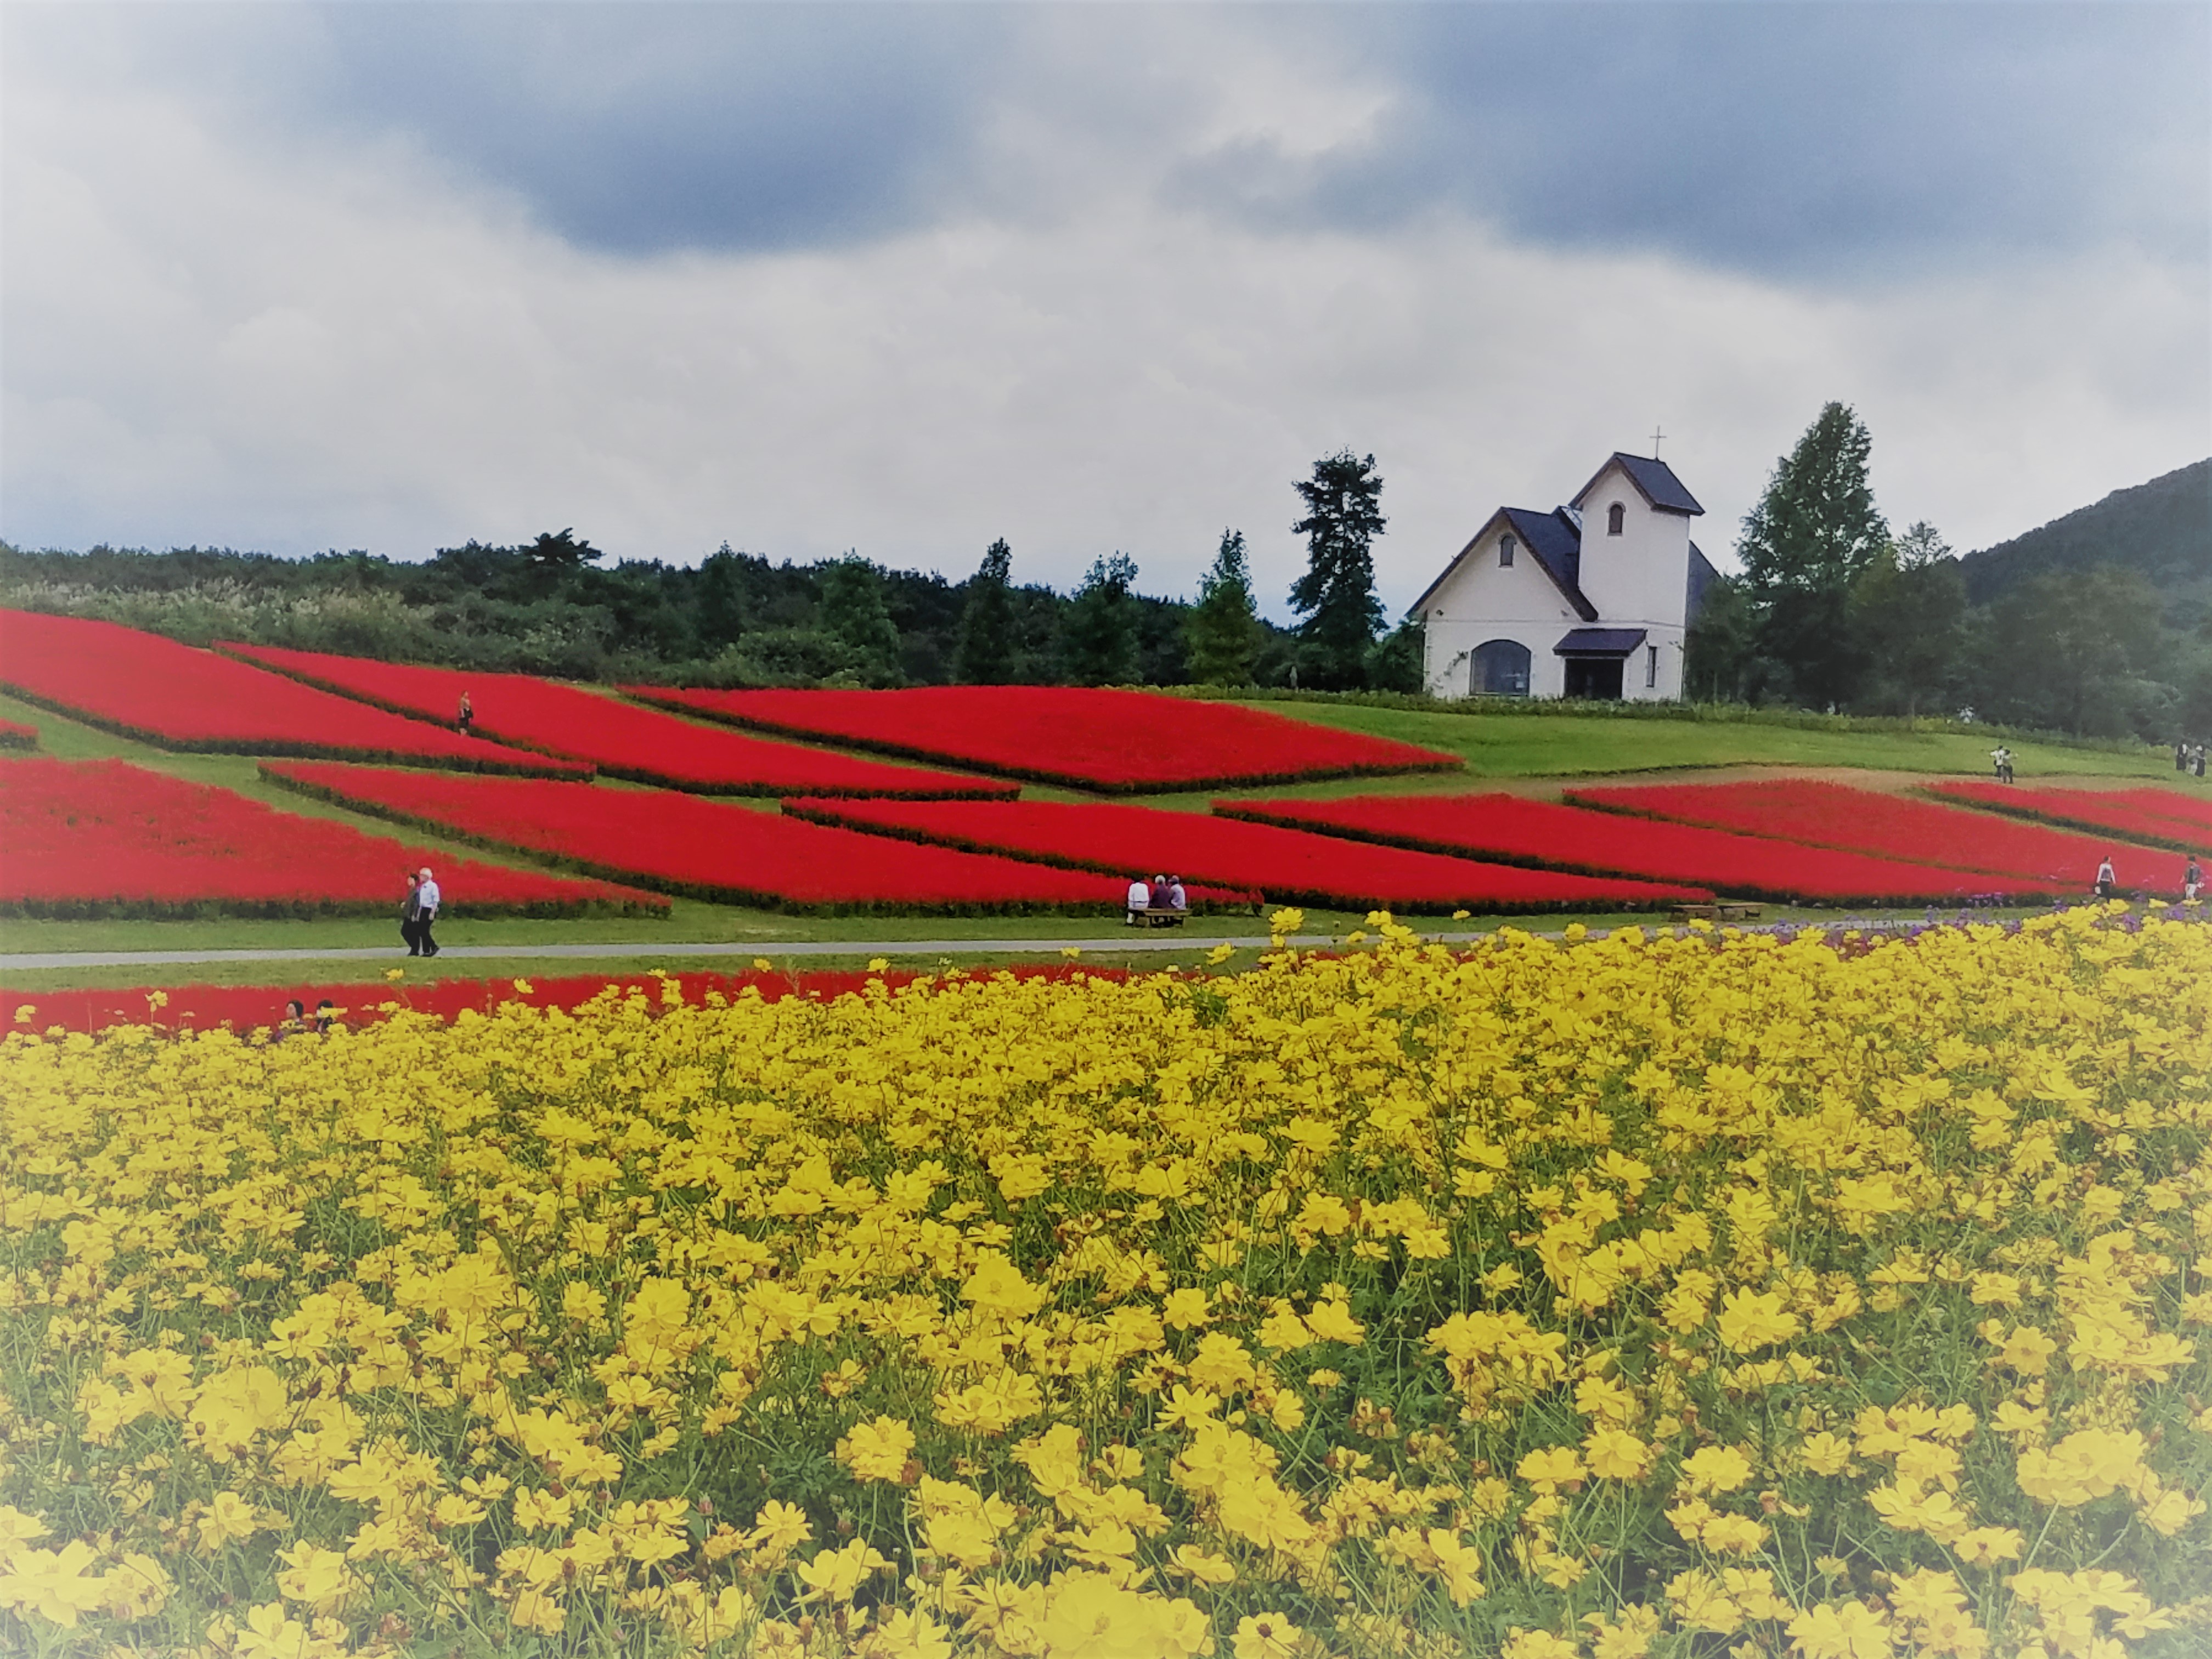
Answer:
[1575, 462, 1692, 627]
[1571, 461, 1693, 703]
[1419, 520, 1580, 699]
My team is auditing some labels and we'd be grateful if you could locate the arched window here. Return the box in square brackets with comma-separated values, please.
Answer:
[1606, 502, 1626, 536]
[1499, 534, 1516, 567]
[1471, 638, 1532, 697]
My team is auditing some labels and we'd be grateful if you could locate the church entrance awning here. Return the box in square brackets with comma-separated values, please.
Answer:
[1553, 627, 1647, 657]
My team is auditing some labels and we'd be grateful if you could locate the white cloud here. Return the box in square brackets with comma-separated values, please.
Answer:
[4, 30, 2204, 620]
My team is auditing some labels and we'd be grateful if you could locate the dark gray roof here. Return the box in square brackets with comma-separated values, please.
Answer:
[1686, 541, 1723, 622]
[1554, 627, 1649, 656]
[1571, 453, 1704, 516]
[1502, 507, 1598, 622]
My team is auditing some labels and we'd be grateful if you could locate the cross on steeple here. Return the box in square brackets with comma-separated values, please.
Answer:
[1650, 425, 1666, 459]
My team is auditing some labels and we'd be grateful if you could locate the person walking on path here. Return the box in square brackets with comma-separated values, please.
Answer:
[457, 691, 475, 735]
[414, 867, 442, 956]
[2094, 854, 2117, 900]
[1988, 745, 2014, 784]
[401, 872, 425, 956]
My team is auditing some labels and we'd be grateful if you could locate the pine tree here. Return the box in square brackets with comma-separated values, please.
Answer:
[954, 539, 1015, 684]
[816, 554, 902, 685]
[1290, 451, 1386, 690]
[1737, 403, 1890, 708]
[1061, 552, 1139, 686]
[1184, 529, 1259, 685]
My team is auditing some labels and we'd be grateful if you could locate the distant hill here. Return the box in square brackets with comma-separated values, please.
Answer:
[1960, 459, 2212, 619]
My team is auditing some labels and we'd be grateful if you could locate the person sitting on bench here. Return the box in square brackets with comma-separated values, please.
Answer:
[1163, 874, 1188, 920]
[1126, 876, 1150, 926]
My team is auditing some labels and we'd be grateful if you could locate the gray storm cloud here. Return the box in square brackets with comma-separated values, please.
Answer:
[3, 3, 2205, 615]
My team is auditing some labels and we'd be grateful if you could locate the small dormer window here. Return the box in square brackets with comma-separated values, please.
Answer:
[1499, 534, 1516, 567]
[1606, 503, 1626, 536]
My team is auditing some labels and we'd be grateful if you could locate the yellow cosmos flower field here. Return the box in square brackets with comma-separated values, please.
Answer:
[1, 907, 2207, 1657]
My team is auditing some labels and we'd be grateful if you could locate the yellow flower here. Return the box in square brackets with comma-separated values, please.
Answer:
[1233, 1611, 1304, 1659]
[1681, 1444, 1754, 1494]
[1715, 1288, 1802, 1352]
[794, 1537, 892, 1602]
[1161, 1286, 1210, 1330]
[0, 1540, 111, 1629]
[1787, 1599, 1896, 1658]
[1585, 1427, 1653, 1481]
[836, 1416, 917, 1482]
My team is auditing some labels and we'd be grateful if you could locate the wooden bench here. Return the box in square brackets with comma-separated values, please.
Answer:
[1669, 902, 1764, 924]
[1127, 909, 1188, 928]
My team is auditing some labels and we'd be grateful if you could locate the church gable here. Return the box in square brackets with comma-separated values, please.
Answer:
[1414, 507, 1595, 623]
[1418, 448, 1707, 704]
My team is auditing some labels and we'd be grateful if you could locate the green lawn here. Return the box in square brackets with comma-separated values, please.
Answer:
[1224, 699, 2179, 787]
[4, 682, 2181, 994]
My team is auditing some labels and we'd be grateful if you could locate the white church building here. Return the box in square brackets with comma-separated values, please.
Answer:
[1410, 450, 1722, 702]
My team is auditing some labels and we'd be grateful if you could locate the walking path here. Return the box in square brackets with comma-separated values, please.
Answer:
[0, 933, 1406, 973]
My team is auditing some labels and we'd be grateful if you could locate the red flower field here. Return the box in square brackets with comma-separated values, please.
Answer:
[1568, 779, 2183, 896]
[0, 962, 1131, 1037]
[628, 685, 1463, 792]
[783, 797, 1707, 912]
[0, 610, 581, 773]
[224, 644, 1012, 798]
[1217, 793, 2070, 905]
[1929, 782, 2212, 853]
[261, 763, 1170, 914]
[0, 757, 659, 918]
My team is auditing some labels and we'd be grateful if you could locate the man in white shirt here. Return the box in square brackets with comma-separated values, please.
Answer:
[415, 867, 442, 956]
[1125, 877, 1149, 926]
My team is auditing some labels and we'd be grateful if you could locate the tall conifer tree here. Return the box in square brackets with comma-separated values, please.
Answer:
[954, 539, 1015, 683]
[1290, 451, 1386, 689]
[1185, 529, 1259, 685]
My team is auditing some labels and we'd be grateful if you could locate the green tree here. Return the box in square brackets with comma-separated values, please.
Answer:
[1737, 404, 1889, 708]
[1289, 450, 1386, 690]
[1364, 619, 1425, 693]
[1061, 552, 1139, 686]
[816, 554, 903, 685]
[1184, 529, 1259, 685]
[1968, 566, 2171, 737]
[954, 539, 1016, 684]
[1849, 527, 1966, 715]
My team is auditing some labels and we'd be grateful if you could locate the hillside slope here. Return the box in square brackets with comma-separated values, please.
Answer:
[1960, 459, 2211, 614]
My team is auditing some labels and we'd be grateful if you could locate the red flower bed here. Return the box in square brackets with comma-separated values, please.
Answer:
[225, 644, 1010, 798]
[627, 685, 1463, 792]
[0, 758, 659, 918]
[0, 962, 1132, 1038]
[0, 718, 35, 750]
[1568, 779, 2182, 896]
[0, 610, 580, 773]
[1217, 793, 2068, 905]
[784, 797, 1706, 913]
[262, 763, 1153, 915]
[1929, 782, 2212, 853]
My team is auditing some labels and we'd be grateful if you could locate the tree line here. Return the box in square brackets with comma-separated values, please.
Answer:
[1688, 404, 2212, 741]
[0, 453, 1421, 693]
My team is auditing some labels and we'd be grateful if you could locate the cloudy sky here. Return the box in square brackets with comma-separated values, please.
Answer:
[4, 2, 2205, 619]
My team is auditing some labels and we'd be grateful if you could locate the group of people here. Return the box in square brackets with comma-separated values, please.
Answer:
[2175, 741, 2206, 778]
[1988, 746, 2015, 783]
[1126, 874, 1188, 925]
[2092, 853, 2204, 902]
[402, 868, 443, 956]
[279, 998, 339, 1035]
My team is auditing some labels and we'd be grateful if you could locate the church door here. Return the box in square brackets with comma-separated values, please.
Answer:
[1563, 658, 1624, 700]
